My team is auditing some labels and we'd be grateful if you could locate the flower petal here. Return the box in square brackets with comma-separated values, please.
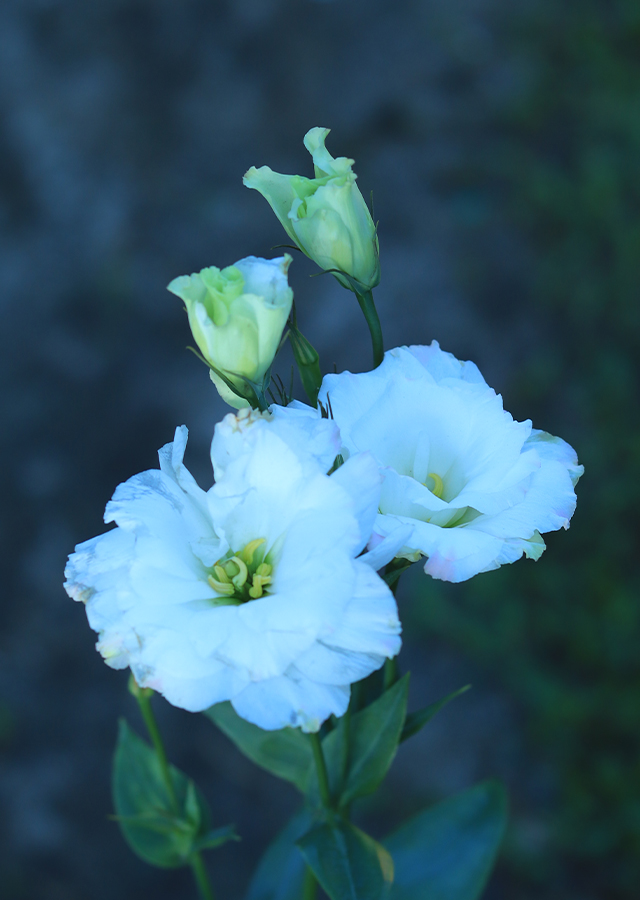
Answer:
[231, 671, 350, 733]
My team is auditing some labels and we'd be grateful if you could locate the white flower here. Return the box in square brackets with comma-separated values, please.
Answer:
[244, 128, 380, 292]
[64, 415, 401, 731]
[319, 343, 584, 583]
[167, 255, 293, 408]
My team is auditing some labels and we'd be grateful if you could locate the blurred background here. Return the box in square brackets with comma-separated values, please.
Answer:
[1, 0, 638, 897]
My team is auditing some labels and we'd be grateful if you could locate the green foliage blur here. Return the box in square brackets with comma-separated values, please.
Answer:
[410, 2, 640, 897]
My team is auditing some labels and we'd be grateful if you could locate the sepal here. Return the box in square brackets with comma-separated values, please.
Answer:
[289, 322, 323, 406]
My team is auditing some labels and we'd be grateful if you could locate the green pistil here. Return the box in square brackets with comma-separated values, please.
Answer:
[208, 539, 273, 604]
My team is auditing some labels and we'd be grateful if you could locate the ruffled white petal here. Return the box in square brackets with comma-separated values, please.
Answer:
[296, 562, 402, 684]
[525, 428, 584, 487]
[328, 452, 381, 555]
[231, 671, 350, 733]
[360, 523, 414, 571]
[211, 404, 340, 481]
[405, 342, 486, 385]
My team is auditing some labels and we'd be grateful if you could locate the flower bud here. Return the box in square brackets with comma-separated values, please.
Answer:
[244, 128, 380, 292]
[167, 255, 293, 407]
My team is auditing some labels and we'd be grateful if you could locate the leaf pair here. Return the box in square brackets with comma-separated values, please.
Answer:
[309, 675, 409, 808]
[299, 817, 395, 900]
[205, 676, 469, 807]
[206, 678, 505, 900]
[243, 807, 395, 900]
[112, 719, 238, 868]
[247, 781, 507, 900]
[205, 675, 409, 809]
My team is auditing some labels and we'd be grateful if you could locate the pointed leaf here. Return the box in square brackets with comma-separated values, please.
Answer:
[245, 809, 312, 900]
[297, 819, 394, 900]
[204, 702, 312, 791]
[401, 685, 471, 743]
[385, 780, 508, 900]
[324, 675, 409, 808]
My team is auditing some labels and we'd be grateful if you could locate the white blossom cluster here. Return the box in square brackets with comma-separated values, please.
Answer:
[64, 342, 582, 732]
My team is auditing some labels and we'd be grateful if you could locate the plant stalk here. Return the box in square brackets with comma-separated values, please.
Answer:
[135, 688, 216, 900]
[135, 689, 179, 815]
[355, 290, 384, 368]
[302, 864, 318, 900]
[309, 732, 332, 809]
[191, 852, 216, 900]
[383, 657, 399, 691]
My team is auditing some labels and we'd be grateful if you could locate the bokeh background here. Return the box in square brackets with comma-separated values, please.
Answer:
[1, 0, 639, 898]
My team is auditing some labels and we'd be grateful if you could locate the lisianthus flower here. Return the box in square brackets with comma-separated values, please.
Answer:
[167, 255, 293, 408]
[244, 127, 379, 292]
[319, 343, 584, 583]
[64, 414, 401, 731]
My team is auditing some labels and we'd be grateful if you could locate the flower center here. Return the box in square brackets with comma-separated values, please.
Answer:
[207, 538, 273, 605]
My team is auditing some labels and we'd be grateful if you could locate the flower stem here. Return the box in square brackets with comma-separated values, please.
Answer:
[191, 852, 216, 900]
[309, 732, 332, 809]
[134, 688, 179, 814]
[355, 290, 384, 369]
[383, 657, 399, 691]
[134, 686, 217, 900]
[302, 865, 318, 900]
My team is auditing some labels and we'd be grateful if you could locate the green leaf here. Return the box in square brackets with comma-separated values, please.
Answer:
[245, 809, 312, 900]
[297, 818, 394, 900]
[204, 702, 312, 791]
[112, 719, 237, 868]
[382, 560, 413, 591]
[319, 675, 409, 808]
[401, 685, 471, 742]
[384, 780, 508, 900]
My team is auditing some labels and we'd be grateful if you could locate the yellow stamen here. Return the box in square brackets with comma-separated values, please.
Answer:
[214, 565, 231, 584]
[248, 573, 272, 599]
[427, 472, 444, 499]
[240, 538, 266, 566]
[207, 574, 236, 596]
[208, 538, 272, 602]
[225, 556, 248, 589]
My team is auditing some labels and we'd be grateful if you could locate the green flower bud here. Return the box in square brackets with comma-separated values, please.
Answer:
[168, 255, 293, 407]
[243, 127, 380, 292]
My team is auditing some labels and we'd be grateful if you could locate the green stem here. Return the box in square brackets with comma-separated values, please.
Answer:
[383, 657, 399, 691]
[355, 290, 384, 369]
[135, 688, 217, 900]
[135, 689, 179, 815]
[191, 853, 216, 900]
[309, 732, 332, 809]
[302, 865, 318, 900]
